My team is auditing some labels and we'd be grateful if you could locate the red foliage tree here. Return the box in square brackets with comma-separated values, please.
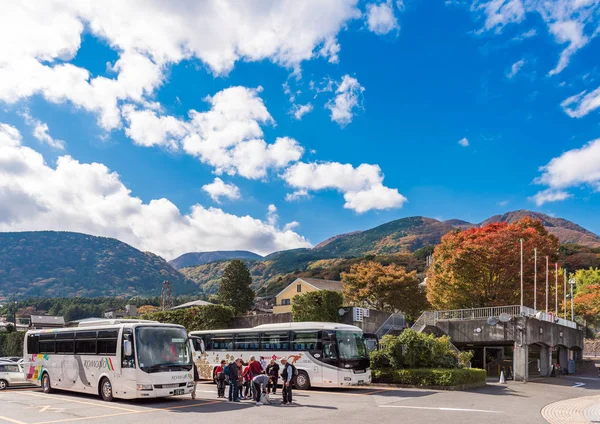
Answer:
[426, 217, 560, 309]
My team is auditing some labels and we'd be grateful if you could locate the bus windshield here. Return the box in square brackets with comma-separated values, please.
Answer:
[135, 326, 191, 373]
[336, 331, 368, 360]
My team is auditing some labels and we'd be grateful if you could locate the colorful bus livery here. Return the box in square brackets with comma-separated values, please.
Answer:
[24, 319, 197, 401]
[190, 322, 371, 390]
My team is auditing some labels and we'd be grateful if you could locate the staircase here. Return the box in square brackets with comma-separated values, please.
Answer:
[375, 313, 406, 339]
[411, 311, 435, 333]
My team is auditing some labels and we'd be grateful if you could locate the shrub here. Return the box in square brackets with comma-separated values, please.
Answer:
[0, 331, 25, 356]
[373, 368, 486, 387]
[141, 304, 235, 331]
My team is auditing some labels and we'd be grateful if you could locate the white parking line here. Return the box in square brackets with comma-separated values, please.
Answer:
[379, 405, 502, 413]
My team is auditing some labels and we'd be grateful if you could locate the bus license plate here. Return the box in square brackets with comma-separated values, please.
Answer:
[174, 389, 184, 396]
[357, 380, 365, 385]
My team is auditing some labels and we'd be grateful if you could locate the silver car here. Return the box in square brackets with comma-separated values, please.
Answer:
[0, 362, 28, 390]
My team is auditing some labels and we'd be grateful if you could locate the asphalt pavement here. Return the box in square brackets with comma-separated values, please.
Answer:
[1, 375, 599, 424]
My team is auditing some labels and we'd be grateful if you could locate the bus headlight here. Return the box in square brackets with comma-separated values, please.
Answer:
[137, 384, 153, 391]
[344, 377, 352, 381]
[187, 381, 194, 387]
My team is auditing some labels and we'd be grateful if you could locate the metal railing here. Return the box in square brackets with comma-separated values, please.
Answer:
[412, 305, 577, 329]
[375, 313, 406, 339]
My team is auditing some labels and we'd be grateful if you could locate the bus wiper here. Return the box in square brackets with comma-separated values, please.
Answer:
[148, 363, 188, 372]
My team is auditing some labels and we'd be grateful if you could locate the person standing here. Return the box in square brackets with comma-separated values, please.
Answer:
[252, 373, 270, 405]
[242, 361, 253, 399]
[214, 360, 227, 398]
[266, 359, 279, 394]
[191, 360, 200, 400]
[280, 358, 294, 405]
[249, 355, 263, 375]
[228, 358, 242, 402]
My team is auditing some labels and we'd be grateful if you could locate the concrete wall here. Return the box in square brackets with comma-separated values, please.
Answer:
[340, 308, 399, 334]
[233, 312, 293, 328]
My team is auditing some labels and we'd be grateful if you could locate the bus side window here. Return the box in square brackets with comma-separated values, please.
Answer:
[323, 331, 337, 360]
[122, 331, 135, 368]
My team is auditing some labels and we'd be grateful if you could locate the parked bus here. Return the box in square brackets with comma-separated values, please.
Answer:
[24, 319, 198, 401]
[189, 322, 371, 390]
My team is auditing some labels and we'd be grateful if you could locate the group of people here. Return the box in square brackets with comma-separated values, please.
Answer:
[194, 356, 295, 406]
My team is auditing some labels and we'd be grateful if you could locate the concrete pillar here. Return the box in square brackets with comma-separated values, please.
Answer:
[559, 347, 568, 371]
[540, 345, 551, 377]
[513, 342, 529, 382]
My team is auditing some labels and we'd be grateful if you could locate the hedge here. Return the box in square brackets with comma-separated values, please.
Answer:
[373, 368, 486, 388]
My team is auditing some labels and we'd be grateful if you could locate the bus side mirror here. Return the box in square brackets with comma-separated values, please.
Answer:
[124, 340, 133, 357]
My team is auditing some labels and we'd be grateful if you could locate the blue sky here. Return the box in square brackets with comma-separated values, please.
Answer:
[1, 0, 599, 259]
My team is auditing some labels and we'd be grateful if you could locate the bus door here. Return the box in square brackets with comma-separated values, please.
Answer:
[321, 331, 339, 386]
[121, 329, 136, 391]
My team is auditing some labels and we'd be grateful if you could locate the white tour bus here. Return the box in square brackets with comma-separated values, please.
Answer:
[24, 319, 199, 401]
[189, 322, 371, 390]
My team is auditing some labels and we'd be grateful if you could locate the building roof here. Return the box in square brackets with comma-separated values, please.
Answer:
[275, 277, 343, 298]
[30, 315, 65, 326]
[171, 299, 214, 310]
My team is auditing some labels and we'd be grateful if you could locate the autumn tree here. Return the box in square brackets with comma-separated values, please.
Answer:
[216, 259, 255, 315]
[341, 261, 428, 320]
[572, 268, 600, 324]
[137, 305, 159, 315]
[426, 217, 560, 310]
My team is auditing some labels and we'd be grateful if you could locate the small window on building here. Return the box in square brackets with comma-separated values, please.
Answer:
[297, 284, 302, 293]
[281, 299, 291, 306]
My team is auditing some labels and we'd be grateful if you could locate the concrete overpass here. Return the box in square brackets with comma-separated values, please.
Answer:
[412, 305, 585, 381]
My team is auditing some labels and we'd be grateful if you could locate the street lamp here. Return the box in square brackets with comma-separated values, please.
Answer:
[520, 239, 524, 307]
[545, 256, 549, 313]
[568, 278, 576, 321]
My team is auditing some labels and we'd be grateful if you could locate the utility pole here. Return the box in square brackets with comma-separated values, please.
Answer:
[545, 256, 549, 313]
[12, 297, 17, 328]
[160, 280, 173, 311]
[534, 248, 537, 311]
[520, 239, 524, 307]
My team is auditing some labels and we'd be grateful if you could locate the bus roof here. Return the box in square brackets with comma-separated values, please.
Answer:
[25, 320, 185, 335]
[189, 322, 363, 335]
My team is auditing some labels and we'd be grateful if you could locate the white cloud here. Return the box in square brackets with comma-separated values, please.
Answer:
[458, 137, 470, 147]
[471, 0, 600, 75]
[326, 75, 365, 126]
[506, 58, 525, 79]
[285, 189, 311, 202]
[0, 123, 311, 258]
[0, 1, 362, 130]
[282, 161, 407, 213]
[124, 86, 304, 179]
[19, 110, 65, 149]
[366, 1, 400, 35]
[201, 177, 241, 203]
[291, 103, 314, 120]
[529, 189, 572, 206]
[535, 138, 600, 190]
[561, 85, 600, 118]
[267, 204, 278, 226]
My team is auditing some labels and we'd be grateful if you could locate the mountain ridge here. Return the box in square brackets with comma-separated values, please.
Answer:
[170, 250, 263, 269]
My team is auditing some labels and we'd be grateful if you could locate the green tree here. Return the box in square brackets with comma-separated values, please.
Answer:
[141, 304, 235, 331]
[292, 291, 344, 322]
[216, 259, 255, 315]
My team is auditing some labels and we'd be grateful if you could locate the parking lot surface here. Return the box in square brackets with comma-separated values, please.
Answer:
[1, 377, 599, 424]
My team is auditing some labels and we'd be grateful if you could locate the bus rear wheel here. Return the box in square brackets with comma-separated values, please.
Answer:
[99, 378, 114, 402]
[42, 373, 52, 394]
[294, 371, 310, 390]
[0, 379, 7, 390]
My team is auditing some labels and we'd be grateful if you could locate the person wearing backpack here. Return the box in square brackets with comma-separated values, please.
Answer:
[227, 358, 242, 402]
[280, 358, 295, 405]
[214, 360, 227, 398]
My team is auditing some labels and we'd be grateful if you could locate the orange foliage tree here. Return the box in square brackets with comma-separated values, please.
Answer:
[426, 217, 560, 310]
[341, 261, 427, 320]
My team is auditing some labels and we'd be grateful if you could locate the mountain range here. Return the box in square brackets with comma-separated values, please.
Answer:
[1, 210, 598, 299]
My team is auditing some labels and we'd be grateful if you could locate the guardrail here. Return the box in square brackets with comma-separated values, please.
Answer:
[375, 313, 406, 338]
[412, 305, 577, 330]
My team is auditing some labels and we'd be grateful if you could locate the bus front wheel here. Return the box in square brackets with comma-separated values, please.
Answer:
[42, 373, 52, 394]
[99, 378, 114, 402]
[0, 379, 7, 390]
[294, 371, 310, 390]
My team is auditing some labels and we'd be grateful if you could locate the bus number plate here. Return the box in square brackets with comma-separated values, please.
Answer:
[174, 389, 184, 396]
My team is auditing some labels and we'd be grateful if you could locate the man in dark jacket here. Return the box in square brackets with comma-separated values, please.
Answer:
[228, 358, 243, 402]
[280, 358, 294, 405]
[266, 359, 280, 394]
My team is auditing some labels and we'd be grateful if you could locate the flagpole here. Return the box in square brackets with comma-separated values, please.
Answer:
[520, 239, 524, 307]
[563, 269, 567, 319]
[534, 248, 537, 311]
[545, 256, 549, 313]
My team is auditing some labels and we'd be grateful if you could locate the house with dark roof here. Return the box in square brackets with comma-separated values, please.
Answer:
[273, 277, 343, 314]
[29, 315, 65, 329]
